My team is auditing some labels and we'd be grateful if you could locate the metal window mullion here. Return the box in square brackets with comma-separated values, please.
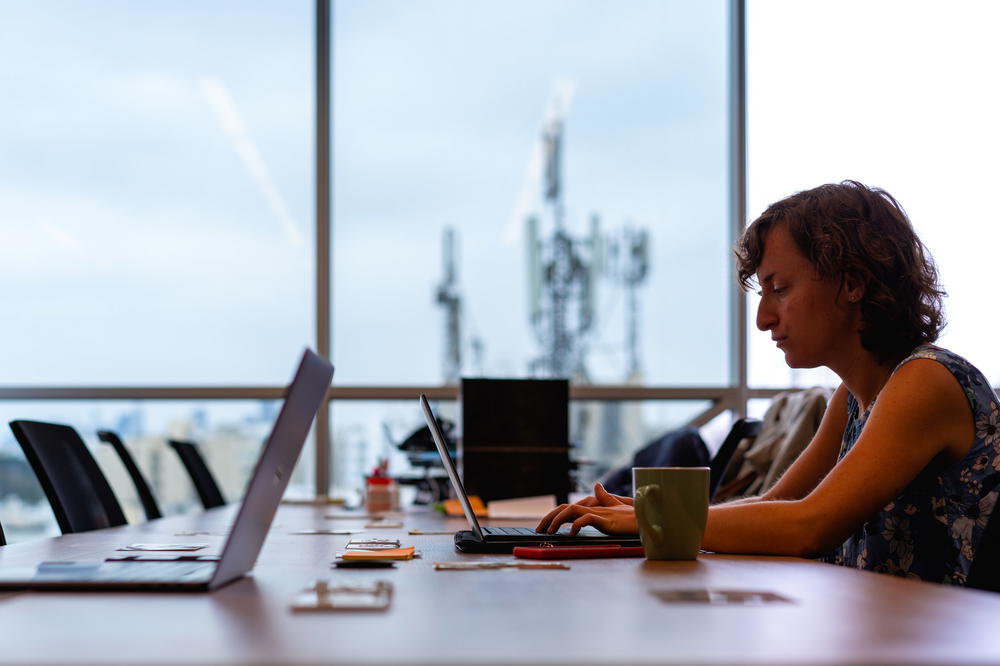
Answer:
[315, 0, 332, 498]
[730, 0, 749, 417]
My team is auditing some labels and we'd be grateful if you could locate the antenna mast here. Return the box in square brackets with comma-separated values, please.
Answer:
[436, 227, 462, 383]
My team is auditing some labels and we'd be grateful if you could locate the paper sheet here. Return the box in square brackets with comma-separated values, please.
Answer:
[486, 495, 557, 519]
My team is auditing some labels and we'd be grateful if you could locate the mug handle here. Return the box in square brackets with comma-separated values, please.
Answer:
[634, 483, 663, 546]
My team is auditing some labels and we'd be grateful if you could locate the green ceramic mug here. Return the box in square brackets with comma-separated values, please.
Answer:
[632, 467, 709, 560]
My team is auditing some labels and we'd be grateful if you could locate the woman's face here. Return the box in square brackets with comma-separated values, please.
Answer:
[754, 224, 861, 369]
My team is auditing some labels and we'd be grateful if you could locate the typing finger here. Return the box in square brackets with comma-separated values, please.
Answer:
[535, 504, 570, 532]
[569, 512, 606, 536]
[544, 504, 589, 534]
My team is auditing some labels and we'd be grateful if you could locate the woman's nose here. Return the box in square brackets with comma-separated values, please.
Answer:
[756, 297, 776, 332]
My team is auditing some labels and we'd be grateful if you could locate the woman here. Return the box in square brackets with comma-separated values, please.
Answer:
[537, 180, 1000, 585]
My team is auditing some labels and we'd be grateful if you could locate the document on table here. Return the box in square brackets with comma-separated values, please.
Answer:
[486, 495, 557, 519]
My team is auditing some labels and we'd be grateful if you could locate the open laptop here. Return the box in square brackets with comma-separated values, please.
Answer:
[419, 394, 641, 553]
[0, 348, 334, 591]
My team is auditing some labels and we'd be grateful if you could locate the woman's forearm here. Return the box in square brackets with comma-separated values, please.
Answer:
[702, 499, 827, 557]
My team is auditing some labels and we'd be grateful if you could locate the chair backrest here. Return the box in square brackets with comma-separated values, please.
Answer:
[97, 430, 163, 520]
[8, 420, 128, 534]
[167, 439, 226, 509]
[599, 428, 710, 497]
[709, 417, 762, 501]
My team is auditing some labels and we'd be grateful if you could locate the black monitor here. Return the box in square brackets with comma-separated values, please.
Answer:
[459, 378, 571, 504]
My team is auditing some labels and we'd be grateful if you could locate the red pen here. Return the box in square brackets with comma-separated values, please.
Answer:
[512, 545, 646, 559]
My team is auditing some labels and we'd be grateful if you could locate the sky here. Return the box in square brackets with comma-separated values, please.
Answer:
[0, 1, 314, 386]
[747, 0, 1000, 386]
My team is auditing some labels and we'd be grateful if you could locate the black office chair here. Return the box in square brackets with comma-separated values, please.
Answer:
[167, 439, 226, 509]
[97, 430, 162, 520]
[709, 417, 762, 502]
[8, 420, 128, 534]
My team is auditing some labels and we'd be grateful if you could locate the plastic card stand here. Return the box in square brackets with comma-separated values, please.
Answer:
[651, 589, 793, 605]
[345, 538, 401, 550]
[291, 580, 393, 612]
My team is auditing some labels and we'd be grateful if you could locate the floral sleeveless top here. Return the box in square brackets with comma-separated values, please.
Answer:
[825, 344, 1000, 585]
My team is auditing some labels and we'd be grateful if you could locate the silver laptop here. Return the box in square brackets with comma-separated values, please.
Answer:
[0, 349, 333, 591]
[419, 394, 641, 553]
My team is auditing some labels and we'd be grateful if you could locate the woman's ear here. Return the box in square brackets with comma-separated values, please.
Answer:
[843, 274, 865, 304]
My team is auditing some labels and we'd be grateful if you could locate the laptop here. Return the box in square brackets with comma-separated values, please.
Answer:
[0, 348, 334, 591]
[419, 394, 641, 553]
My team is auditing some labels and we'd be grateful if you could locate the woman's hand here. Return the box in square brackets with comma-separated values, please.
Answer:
[575, 483, 635, 508]
[535, 483, 638, 535]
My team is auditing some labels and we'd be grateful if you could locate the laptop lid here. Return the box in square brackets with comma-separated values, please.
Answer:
[209, 348, 334, 588]
[419, 394, 485, 540]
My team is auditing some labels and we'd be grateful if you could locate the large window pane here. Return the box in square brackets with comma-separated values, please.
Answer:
[0, 2, 313, 385]
[333, 0, 731, 387]
[747, 1, 1000, 387]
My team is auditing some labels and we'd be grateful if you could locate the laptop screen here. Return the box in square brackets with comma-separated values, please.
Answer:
[419, 394, 485, 540]
[210, 349, 334, 587]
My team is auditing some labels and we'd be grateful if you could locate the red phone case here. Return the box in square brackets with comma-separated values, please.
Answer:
[512, 545, 646, 559]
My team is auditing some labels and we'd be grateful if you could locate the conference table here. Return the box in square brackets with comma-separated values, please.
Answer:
[1, 503, 999, 666]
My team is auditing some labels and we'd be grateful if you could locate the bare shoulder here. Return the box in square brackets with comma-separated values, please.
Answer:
[871, 357, 973, 462]
[881, 357, 967, 411]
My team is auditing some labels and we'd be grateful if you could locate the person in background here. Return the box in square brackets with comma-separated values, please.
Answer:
[538, 180, 1000, 585]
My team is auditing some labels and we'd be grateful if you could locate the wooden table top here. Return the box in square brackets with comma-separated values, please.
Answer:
[1, 503, 999, 666]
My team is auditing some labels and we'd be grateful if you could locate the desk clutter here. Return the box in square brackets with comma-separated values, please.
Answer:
[433, 561, 569, 571]
[289, 529, 364, 535]
[291, 580, 393, 612]
[335, 538, 419, 562]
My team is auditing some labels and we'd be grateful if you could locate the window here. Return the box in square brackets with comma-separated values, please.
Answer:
[0, 1, 313, 542]
[0, 399, 297, 541]
[747, 0, 1000, 387]
[0, 1, 313, 385]
[330, 0, 736, 493]
[0, 2, 744, 537]
[332, 0, 732, 387]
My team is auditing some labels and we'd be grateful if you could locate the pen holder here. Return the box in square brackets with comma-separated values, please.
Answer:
[365, 476, 398, 513]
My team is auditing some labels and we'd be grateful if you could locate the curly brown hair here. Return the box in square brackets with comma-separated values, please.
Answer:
[735, 180, 946, 365]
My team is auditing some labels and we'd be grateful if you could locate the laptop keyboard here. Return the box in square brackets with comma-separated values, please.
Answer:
[98, 561, 214, 581]
[36, 560, 214, 582]
[483, 526, 546, 536]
